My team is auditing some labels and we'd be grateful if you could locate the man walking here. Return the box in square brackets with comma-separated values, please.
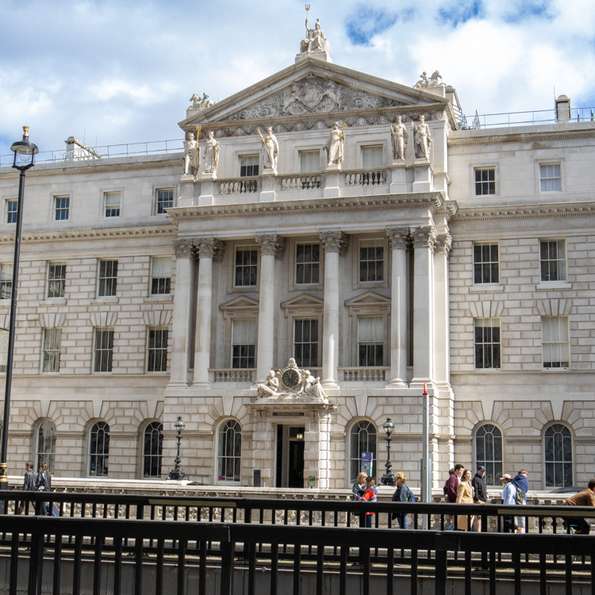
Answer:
[564, 479, 595, 534]
[18, 462, 37, 514]
[501, 473, 517, 533]
[472, 466, 488, 532]
[511, 469, 528, 533]
[444, 464, 464, 529]
[36, 463, 52, 516]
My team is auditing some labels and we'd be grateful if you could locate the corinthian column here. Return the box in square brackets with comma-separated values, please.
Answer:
[170, 240, 194, 384]
[193, 238, 221, 384]
[434, 233, 452, 386]
[386, 227, 410, 386]
[412, 225, 436, 386]
[255, 234, 283, 382]
[320, 231, 346, 387]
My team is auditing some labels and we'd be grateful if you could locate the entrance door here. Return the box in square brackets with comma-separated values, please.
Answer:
[275, 425, 305, 487]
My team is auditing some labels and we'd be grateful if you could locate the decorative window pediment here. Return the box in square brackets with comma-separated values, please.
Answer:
[219, 296, 259, 319]
[345, 291, 390, 316]
[281, 293, 323, 318]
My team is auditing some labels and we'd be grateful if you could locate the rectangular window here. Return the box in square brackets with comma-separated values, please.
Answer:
[104, 191, 121, 218]
[6, 200, 17, 224]
[540, 240, 566, 282]
[234, 248, 258, 287]
[543, 317, 569, 369]
[94, 329, 114, 372]
[358, 318, 384, 366]
[474, 318, 501, 369]
[359, 244, 384, 283]
[361, 145, 384, 169]
[231, 319, 257, 369]
[299, 149, 321, 173]
[0, 329, 8, 372]
[294, 319, 319, 368]
[240, 154, 259, 177]
[474, 167, 496, 195]
[295, 243, 320, 285]
[47, 263, 66, 298]
[42, 328, 62, 373]
[155, 188, 174, 214]
[473, 244, 499, 284]
[54, 195, 70, 221]
[0, 263, 12, 299]
[151, 256, 173, 295]
[147, 328, 168, 372]
[540, 163, 561, 192]
[97, 260, 118, 297]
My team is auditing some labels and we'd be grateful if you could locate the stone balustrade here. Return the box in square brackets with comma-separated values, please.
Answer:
[339, 367, 389, 382]
[211, 368, 256, 383]
[343, 169, 387, 187]
[279, 173, 322, 190]
[218, 177, 259, 195]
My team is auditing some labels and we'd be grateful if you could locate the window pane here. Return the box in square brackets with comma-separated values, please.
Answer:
[473, 243, 498, 284]
[218, 421, 241, 481]
[104, 191, 121, 217]
[349, 421, 377, 482]
[156, 188, 174, 214]
[360, 245, 384, 282]
[234, 249, 258, 287]
[474, 318, 501, 369]
[361, 146, 384, 169]
[143, 422, 163, 477]
[544, 424, 573, 487]
[98, 260, 118, 297]
[148, 329, 168, 372]
[89, 422, 110, 476]
[294, 319, 319, 368]
[475, 424, 502, 485]
[296, 244, 320, 284]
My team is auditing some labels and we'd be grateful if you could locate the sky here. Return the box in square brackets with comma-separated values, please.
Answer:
[2, 0, 595, 157]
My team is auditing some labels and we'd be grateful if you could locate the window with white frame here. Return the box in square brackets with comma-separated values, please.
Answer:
[47, 263, 66, 298]
[42, 328, 62, 373]
[474, 424, 502, 485]
[295, 243, 320, 285]
[147, 328, 168, 372]
[540, 240, 566, 282]
[474, 318, 501, 369]
[54, 195, 70, 221]
[240, 154, 259, 177]
[473, 243, 499, 284]
[234, 248, 258, 287]
[217, 420, 242, 482]
[6, 199, 17, 224]
[97, 260, 118, 297]
[94, 329, 114, 372]
[359, 243, 384, 283]
[143, 421, 163, 478]
[150, 257, 172, 295]
[0, 263, 12, 299]
[299, 149, 321, 173]
[542, 317, 569, 369]
[544, 424, 572, 488]
[474, 167, 496, 195]
[0, 329, 7, 372]
[357, 317, 384, 366]
[349, 420, 377, 482]
[103, 191, 121, 218]
[231, 319, 256, 369]
[540, 163, 561, 192]
[294, 319, 319, 368]
[155, 188, 174, 214]
[361, 145, 384, 169]
[88, 421, 110, 476]
[35, 420, 56, 472]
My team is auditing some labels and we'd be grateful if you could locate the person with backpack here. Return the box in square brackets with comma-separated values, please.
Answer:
[391, 472, 416, 529]
[511, 469, 528, 533]
[564, 479, 595, 534]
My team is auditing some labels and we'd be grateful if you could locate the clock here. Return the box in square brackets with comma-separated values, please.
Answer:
[281, 367, 301, 390]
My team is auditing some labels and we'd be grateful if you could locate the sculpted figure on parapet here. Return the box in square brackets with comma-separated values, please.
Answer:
[184, 131, 200, 178]
[326, 122, 345, 168]
[257, 126, 279, 172]
[256, 359, 328, 402]
[390, 116, 408, 161]
[414, 115, 432, 160]
[202, 130, 220, 176]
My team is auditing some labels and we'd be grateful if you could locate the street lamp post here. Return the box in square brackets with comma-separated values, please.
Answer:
[168, 416, 186, 480]
[0, 127, 38, 491]
[381, 417, 395, 486]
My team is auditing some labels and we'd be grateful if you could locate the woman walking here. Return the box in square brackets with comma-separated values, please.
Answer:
[391, 472, 416, 528]
[456, 469, 475, 531]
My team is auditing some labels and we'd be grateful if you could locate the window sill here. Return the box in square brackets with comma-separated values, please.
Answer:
[536, 282, 571, 290]
[41, 298, 67, 306]
[542, 367, 570, 372]
[94, 296, 119, 304]
[144, 295, 173, 304]
[469, 284, 504, 293]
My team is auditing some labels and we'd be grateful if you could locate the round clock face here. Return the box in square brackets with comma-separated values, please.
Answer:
[281, 368, 300, 389]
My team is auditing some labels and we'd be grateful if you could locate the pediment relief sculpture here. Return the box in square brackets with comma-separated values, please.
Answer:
[256, 358, 328, 403]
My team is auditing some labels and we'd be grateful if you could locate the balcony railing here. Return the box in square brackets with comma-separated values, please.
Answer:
[218, 177, 259, 194]
[279, 173, 322, 190]
[211, 368, 256, 382]
[343, 169, 387, 186]
[461, 106, 595, 130]
[339, 366, 389, 382]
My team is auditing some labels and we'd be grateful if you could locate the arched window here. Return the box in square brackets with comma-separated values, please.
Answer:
[474, 424, 503, 485]
[349, 420, 377, 482]
[544, 424, 573, 488]
[89, 421, 110, 477]
[143, 421, 163, 478]
[217, 420, 241, 482]
[35, 420, 56, 472]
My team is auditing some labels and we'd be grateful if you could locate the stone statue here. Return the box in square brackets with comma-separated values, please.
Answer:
[256, 369, 280, 398]
[414, 70, 444, 90]
[414, 72, 429, 89]
[189, 92, 213, 109]
[390, 116, 408, 161]
[255, 359, 328, 403]
[301, 370, 327, 400]
[326, 122, 345, 168]
[429, 70, 443, 87]
[202, 130, 220, 175]
[184, 131, 200, 177]
[256, 126, 279, 172]
[414, 115, 432, 160]
[300, 18, 329, 55]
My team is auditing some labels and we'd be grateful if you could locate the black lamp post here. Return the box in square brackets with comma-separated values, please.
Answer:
[168, 416, 186, 480]
[381, 417, 395, 486]
[0, 127, 38, 491]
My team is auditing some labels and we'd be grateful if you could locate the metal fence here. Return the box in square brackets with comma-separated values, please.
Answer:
[461, 107, 595, 129]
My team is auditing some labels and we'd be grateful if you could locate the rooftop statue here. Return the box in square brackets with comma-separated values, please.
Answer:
[297, 14, 331, 62]
[189, 92, 214, 110]
[414, 70, 444, 90]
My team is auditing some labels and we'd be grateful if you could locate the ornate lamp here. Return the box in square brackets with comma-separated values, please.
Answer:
[168, 416, 186, 480]
[381, 417, 396, 486]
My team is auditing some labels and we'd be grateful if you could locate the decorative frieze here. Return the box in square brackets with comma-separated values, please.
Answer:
[320, 230, 347, 253]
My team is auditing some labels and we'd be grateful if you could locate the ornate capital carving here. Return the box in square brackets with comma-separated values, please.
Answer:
[195, 237, 223, 259]
[386, 227, 410, 249]
[412, 225, 436, 251]
[174, 239, 194, 258]
[255, 234, 284, 256]
[435, 233, 452, 255]
[320, 231, 347, 253]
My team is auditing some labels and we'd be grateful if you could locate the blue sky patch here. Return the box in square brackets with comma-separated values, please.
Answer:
[503, 0, 554, 23]
[345, 5, 409, 46]
[438, 0, 484, 27]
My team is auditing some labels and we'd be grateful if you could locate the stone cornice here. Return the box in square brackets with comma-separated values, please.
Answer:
[0, 224, 176, 245]
[454, 200, 595, 221]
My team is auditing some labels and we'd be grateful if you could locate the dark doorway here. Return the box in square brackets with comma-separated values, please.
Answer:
[275, 425, 305, 487]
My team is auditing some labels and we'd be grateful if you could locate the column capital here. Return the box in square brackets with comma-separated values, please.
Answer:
[320, 231, 347, 253]
[435, 232, 452, 255]
[255, 234, 284, 256]
[174, 239, 194, 258]
[412, 225, 436, 251]
[386, 227, 410, 249]
[194, 237, 223, 259]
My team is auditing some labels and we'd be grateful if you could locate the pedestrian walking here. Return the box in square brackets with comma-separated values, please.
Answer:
[456, 469, 475, 531]
[511, 469, 528, 533]
[36, 463, 53, 516]
[500, 473, 517, 533]
[564, 479, 595, 534]
[18, 462, 37, 514]
[444, 464, 464, 529]
[361, 476, 378, 528]
[352, 471, 367, 501]
[472, 466, 487, 532]
[391, 472, 416, 529]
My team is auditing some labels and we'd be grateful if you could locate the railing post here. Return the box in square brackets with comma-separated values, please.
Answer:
[135, 504, 144, 595]
[220, 533, 234, 595]
[27, 529, 43, 595]
[434, 548, 447, 595]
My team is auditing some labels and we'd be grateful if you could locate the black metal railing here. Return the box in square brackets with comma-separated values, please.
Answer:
[0, 514, 593, 595]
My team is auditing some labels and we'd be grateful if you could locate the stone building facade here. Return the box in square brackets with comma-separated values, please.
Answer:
[0, 29, 593, 490]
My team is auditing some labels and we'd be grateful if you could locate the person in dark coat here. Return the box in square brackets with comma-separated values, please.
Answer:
[391, 472, 416, 529]
[444, 464, 464, 529]
[472, 466, 487, 503]
[18, 462, 37, 514]
[36, 464, 52, 515]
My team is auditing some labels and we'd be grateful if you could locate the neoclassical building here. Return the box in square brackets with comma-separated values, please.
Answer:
[0, 26, 593, 490]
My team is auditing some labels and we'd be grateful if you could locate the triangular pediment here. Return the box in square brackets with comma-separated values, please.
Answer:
[219, 295, 259, 313]
[181, 57, 448, 129]
[281, 292, 324, 311]
[345, 291, 391, 309]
